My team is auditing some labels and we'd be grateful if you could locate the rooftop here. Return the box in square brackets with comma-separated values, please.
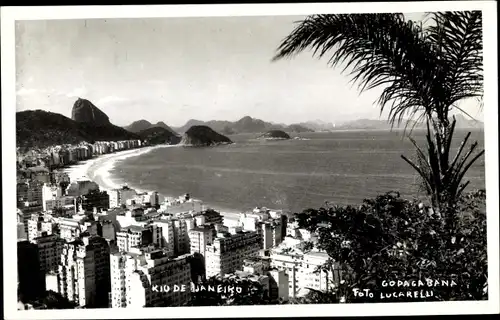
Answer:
[120, 225, 148, 233]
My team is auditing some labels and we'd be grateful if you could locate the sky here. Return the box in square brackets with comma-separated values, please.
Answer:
[15, 14, 484, 127]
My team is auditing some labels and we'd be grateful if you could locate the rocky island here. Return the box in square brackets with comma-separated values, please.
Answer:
[180, 125, 233, 147]
[257, 130, 291, 140]
[137, 127, 181, 145]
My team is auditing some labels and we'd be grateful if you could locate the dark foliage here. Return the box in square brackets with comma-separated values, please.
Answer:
[292, 190, 487, 303]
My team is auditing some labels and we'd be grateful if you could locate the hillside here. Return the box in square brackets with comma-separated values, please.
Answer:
[16, 110, 139, 149]
[180, 126, 232, 147]
[125, 120, 178, 135]
[137, 127, 182, 145]
[174, 116, 314, 134]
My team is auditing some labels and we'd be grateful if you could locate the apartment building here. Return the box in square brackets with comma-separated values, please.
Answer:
[151, 219, 175, 256]
[241, 214, 283, 250]
[58, 217, 84, 242]
[159, 195, 204, 215]
[268, 268, 289, 302]
[33, 233, 65, 274]
[116, 207, 149, 227]
[17, 240, 46, 302]
[44, 196, 76, 212]
[205, 230, 261, 278]
[173, 218, 194, 256]
[42, 183, 63, 203]
[109, 186, 137, 208]
[18, 202, 44, 235]
[116, 225, 154, 253]
[28, 213, 59, 242]
[286, 219, 301, 238]
[188, 225, 215, 257]
[241, 256, 289, 302]
[201, 209, 224, 226]
[17, 222, 28, 240]
[75, 189, 110, 213]
[17, 180, 44, 207]
[58, 235, 111, 308]
[270, 242, 336, 298]
[110, 247, 192, 308]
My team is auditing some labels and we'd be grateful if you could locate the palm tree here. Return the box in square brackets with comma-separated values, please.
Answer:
[272, 12, 484, 216]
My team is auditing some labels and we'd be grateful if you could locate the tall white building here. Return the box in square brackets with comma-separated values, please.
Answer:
[240, 214, 283, 250]
[188, 225, 214, 257]
[151, 219, 175, 255]
[110, 247, 192, 308]
[109, 186, 137, 208]
[28, 213, 58, 242]
[270, 240, 337, 298]
[42, 183, 62, 204]
[58, 235, 111, 308]
[205, 230, 261, 278]
[116, 225, 153, 253]
[268, 268, 289, 302]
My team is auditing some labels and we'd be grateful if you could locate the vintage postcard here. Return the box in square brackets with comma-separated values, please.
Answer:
[1, 1, 498, 319]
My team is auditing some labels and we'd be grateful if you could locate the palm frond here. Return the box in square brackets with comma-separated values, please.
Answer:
[426, 11, 484, 119]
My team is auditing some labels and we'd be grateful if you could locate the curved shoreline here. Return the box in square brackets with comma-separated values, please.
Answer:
[63, 145, 173, 193]
[63, 144, 243, 220]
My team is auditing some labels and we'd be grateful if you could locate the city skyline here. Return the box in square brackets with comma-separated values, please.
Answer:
[15, 15, 484, 128]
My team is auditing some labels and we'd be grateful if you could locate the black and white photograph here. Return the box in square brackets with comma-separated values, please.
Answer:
[2, 1, 499, 318]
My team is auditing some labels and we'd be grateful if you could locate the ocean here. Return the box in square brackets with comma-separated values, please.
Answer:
[100, 129, 486, 214]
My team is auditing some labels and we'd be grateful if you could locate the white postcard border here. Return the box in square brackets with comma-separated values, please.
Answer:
[2, 1, 498, 318]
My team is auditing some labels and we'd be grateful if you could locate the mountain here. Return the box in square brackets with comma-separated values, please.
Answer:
[155, 121, 178, 134]
[71, 98, 111, 126]
[286, 124, 315, 133]
[124, 120, 153, 133]
[297, 120, 336, 132]
[258, 130, 291, 140]
[335, 115, 484, 131]
[17, 110, 139, 149]
[125, 120, 179, 136]
[137, 127, 181, 145]
[174, 116, 315, 134]
[175, 119, 233, 134]
[180, 126, 232, 147]
[336, 119, 393, 130]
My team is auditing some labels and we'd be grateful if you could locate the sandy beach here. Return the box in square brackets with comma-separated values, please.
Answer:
[63, 145, 174, 193]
